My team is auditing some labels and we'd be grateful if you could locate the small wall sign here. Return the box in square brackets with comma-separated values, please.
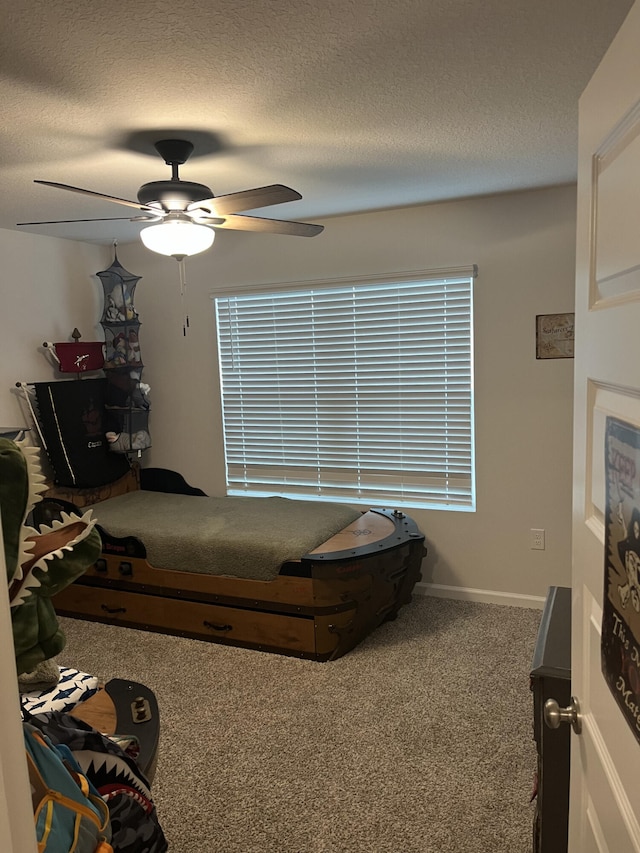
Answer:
[536, 312, 575, 359]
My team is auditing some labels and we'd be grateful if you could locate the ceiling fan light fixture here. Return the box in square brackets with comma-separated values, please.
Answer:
[140, 214, 215, 259]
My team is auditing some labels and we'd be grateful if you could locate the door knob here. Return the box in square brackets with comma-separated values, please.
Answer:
[543, 696, 582, 734]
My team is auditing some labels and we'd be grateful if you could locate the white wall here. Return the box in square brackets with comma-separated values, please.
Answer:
[121, 184, 577, 605]
[0, 228, 111, 429]
[0, 188, 576, 604]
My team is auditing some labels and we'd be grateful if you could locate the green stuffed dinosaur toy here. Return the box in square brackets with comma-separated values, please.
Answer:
[0, 437, 102, 674]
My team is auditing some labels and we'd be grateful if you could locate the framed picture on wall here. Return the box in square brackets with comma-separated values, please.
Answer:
[536, 312, 575, 359]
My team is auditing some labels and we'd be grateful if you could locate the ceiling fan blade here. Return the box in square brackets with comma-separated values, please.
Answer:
[188, 184, 302, 217]
[213, 214, 324, 237]
[34, 180, 162, 213]
[17, 216, 146, 225]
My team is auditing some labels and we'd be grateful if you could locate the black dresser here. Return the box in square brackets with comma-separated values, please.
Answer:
[530, 586, 572, 853]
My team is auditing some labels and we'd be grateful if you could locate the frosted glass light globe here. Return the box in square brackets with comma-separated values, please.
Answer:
[140, 218, 215, 259]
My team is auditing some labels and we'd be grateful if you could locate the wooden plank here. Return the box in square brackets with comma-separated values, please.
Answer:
[70, 687, 117, 733]
[314, 609, 357, 657]
[307, 510, 395, 554]
[54, 584, 317, 654]
[312, 573, 372, 606]
[43, 467, 140, 507]
[83, 554, 318, 607]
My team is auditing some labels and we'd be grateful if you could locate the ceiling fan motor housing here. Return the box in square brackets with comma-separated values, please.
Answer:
[137, 139, 213, 210]
[137, 180, 214, 209]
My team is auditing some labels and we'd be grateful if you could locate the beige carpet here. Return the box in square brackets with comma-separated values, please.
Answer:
[57, 595, 542, 853]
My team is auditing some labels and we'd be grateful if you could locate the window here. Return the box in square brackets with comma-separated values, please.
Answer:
[214, 266, 476, 510]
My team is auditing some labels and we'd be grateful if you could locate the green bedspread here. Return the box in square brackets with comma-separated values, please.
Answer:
[92, 491, 362, 580]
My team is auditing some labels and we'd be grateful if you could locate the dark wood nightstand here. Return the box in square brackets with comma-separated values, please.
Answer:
[530, 585, 571, 853]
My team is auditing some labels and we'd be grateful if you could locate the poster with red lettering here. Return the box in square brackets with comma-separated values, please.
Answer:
[602, 416, 640, 744]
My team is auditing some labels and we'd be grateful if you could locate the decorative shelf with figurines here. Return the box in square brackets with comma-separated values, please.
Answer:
[97, 253, 151, 456]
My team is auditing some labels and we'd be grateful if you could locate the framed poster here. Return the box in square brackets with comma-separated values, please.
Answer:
[535, 313, 575, 359]
[602, 416, 640, 745]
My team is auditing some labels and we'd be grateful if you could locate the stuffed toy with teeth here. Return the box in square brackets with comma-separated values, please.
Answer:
[0, 437, 102, 674]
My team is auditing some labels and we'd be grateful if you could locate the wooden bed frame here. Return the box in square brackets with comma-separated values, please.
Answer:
[45, 468, 427, 661]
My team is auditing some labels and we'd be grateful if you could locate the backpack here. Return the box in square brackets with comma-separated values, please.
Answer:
[26, 711, 168, 853]
[24, 722, 113, 853]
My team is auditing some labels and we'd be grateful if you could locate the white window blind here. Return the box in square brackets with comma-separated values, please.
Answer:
[214, 269, 475, 510]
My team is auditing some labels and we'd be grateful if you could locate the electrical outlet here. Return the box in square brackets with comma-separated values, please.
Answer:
[531, 528, 545, 550]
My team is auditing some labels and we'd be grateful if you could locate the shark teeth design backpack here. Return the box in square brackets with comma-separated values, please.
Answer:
[24, 722, 113, 853]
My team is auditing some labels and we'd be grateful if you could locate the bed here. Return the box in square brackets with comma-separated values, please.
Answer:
[19, 375, 426, 661]
[39, 466, 426, 661]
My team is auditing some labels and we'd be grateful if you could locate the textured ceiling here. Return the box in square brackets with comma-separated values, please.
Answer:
[0, 0, 634, 244]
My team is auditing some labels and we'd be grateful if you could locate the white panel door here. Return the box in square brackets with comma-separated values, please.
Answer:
[0, 524, 38, 852]
[571, 2, 640, 850]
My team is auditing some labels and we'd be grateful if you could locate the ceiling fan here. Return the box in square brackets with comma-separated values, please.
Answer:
[17, 138, 324, 258]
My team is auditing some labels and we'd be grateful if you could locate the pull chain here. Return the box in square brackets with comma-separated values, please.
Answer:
[177, 257, 190, 336]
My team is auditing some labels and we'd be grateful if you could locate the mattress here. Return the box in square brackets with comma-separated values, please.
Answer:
[91, 491, 362, 580]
